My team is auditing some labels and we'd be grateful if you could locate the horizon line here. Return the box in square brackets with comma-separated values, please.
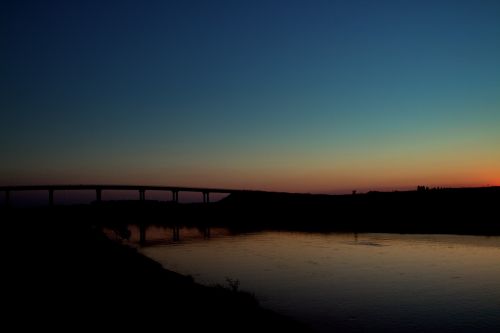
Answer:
[1, 183, 499, 195]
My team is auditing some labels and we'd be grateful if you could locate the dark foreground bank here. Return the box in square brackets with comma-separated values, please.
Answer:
[2, 208, 310, 332]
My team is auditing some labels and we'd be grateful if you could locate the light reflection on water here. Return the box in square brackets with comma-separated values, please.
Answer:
[131, 227, 500, 332]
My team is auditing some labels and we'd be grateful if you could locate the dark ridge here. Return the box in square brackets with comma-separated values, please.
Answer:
[3, 186, 498, 235]
[215, 186, 500, 234]
[61, 186, 497, 235]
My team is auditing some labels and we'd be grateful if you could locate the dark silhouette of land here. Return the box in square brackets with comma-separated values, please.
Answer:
[4, 185, 494, 234]
[2, 209, 310, 332]
[214, 186, 500, 234]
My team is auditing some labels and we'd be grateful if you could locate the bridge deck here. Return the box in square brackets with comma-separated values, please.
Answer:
[0, 185, 262, 194]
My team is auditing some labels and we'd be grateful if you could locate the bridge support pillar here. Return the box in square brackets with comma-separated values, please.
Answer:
[204, 227, 210, 239]
[139, 190, 146, 201]
[173, 226, 180, 241]
[49, 189, 54, 206]
[172, 190, 179, 203]
[203, 192, 210, 204]
[96, 189, 102, 203]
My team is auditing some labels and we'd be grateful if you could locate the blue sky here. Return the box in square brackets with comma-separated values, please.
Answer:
[2, 0, 500, 192]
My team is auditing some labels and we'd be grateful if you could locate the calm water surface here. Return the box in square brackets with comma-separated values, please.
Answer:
[128, 227, 500, 332]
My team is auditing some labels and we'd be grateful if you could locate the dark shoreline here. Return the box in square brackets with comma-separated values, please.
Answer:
[30, 185, 500, 235]
[3, 207, 310, 332]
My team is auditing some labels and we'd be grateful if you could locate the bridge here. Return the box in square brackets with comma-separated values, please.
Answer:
[0, 185, 261, 207]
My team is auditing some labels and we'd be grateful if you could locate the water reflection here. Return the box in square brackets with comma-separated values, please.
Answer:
[129, 227, 500, 332]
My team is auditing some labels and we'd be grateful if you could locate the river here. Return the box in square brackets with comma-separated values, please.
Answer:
[125, 226, 500, 332]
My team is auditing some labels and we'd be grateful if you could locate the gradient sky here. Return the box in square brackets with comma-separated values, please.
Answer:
[2, 0, 500, 193]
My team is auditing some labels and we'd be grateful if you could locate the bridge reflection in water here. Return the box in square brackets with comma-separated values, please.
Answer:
[123, 225, 213, 246]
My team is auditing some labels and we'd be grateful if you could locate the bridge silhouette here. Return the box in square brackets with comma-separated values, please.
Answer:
[0, 185, 264, 207]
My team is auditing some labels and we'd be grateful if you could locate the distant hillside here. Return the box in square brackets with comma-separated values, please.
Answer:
[216, 186, 500, 234]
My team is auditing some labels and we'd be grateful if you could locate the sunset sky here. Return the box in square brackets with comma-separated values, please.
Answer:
[2, 0, 500, 193]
